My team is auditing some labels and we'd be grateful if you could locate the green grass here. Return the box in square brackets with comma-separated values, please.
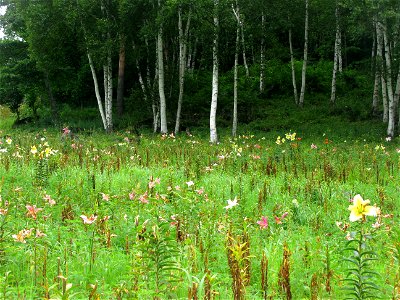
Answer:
[0, 120, 398, 299]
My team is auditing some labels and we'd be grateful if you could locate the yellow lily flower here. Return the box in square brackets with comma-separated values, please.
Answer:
[348, 194, 377, 222]
[30, 145, 38, 154]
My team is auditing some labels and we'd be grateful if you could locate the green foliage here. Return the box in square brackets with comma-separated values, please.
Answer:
[0, 126, 398, 298]
[140, 221, 180, 298]
[342, 225, 381, 299]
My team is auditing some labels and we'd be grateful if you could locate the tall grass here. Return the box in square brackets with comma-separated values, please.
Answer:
[0, 122, 397, 299]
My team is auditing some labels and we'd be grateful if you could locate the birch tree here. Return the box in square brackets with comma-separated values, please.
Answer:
[289, 25, 298, 105]
[298, 0, 309, 107]
[232, 0, 240, 137]
[232, 0, 248, 77]
[158, 0, 168, 134]
[78, 0, 114, 132]
[375, 18, 388, 123]
[330, 1, 342, 104]
[116, 35, 126, 117]
[381, 21, 395, 137]
[174, 2, 191, 134]
[259, 10, 266, 93]
[210, 0, 219, 143]
[371, 19, 380, 115]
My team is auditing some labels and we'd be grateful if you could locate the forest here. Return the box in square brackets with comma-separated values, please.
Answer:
[0, 0, 399, 139]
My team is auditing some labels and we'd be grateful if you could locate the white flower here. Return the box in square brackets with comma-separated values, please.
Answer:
[186, 181, 194, 187]
[224, 197, 238, 210]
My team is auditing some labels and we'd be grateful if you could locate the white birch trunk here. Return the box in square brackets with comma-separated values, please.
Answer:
[289, 27, 299, 105]
[232, 12, 239, 138]
[260, 12, 265, 93]
[372, 69, 380, 115]
[133, 42, 148, 104]
[376, 21, 388, 122]
[158, 0, 168, 134]
[299, 0, 309, 107]
[175, 5, 191, 134]
[240, 19, 249, 78]
[338, 30, 342, 72]
[330, 3, 340, 104]
[210, 0, 219, 144]
[382, 22, 395, 136]
[232, 1, 248, 78]
[382, 73, 388, 123]
[372, 19, 379, 115]
[87, 52, 107, 130]
[395, 67, 400, 126]
[104, 47, 113, 132]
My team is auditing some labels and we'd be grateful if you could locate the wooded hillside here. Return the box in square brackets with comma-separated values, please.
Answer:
[0, 0, 399, 140]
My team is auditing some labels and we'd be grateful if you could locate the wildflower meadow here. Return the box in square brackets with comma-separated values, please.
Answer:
[0, 128, 399, 299]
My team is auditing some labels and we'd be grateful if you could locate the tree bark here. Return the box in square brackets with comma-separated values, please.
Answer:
[372, 19, 379, 115]
[289, 27, 298, 105]
[232, 1, 240, 138]
[87, 52, 107, 130]
[232, 1, 248, 77]
[395, 67, 400, 126]
[330, 3, 340, 104]
[299, 0, 309, 107]
[381, 22, 395, 136]
[175, 5, 191, 134]
[101, 0, 113, 133]
[158, 0, 168, 134]
[376, 20, 388, 123]
[259, 11, 265, 93]
[210, 0, 219, 143]
[117, 36, 126, 117]
[103, 47, 113, 132]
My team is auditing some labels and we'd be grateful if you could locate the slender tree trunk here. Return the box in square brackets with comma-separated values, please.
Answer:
[101, 0, 113, 133]
[299, 0, 309, 107]
[117, 36, 126, 117]
[104, 47, 113, 132]
[289, 27, 298, 105]
[372, 19, 379, 115]
[232, 1, 248, 77]
[381, 22, 395, 136]
[87, 52, 107, 130]
[330, 3, 340, 104]
[142, 37, 160, 132]
[133, 42, 148, 103]
[376, 20, 388, 123]
[372, 70, 380, 115]
[338, 30, 342, 72]
[395, 67, 400, 126]
[136, 63, 148, 103]
[158, 0, 168, 134]
[260, 11, 265, 93]
[239, 17, 248, 78]
[210, 0, 219, 143]
[190, 37, 198, 71]
[175, 5, 191, 134]
[232, 6, 240, 138]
